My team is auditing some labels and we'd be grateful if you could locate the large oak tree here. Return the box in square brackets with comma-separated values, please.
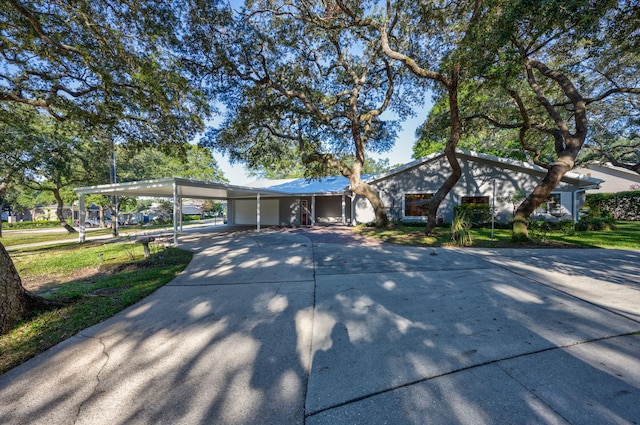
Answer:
[455, 0, 639, 240]
[0, 0, 209, 334]
[334, 0, 485, 235]
[191, 0, 410, 226]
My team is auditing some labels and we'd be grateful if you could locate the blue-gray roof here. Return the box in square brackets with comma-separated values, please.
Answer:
[259, 175, 373, 194]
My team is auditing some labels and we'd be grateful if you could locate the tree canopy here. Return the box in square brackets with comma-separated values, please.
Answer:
[192, 0, 416, 225]
[1, 0, 210, 145]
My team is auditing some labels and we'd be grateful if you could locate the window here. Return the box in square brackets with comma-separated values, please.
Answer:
[404, 194, 432, 217]
[461, 196, 490, 205]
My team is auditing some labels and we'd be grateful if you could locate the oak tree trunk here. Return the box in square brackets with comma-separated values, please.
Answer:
[425, 65, 462, 235]
[0, 242, 54, 335]
[512, 59, 588, 240]
[513, 152, 577, 241]
[350, 177, 389, 228]
[53, 188, 77, 233]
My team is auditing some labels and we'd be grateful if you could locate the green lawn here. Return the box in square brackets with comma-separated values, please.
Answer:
[0, 224, 173, 247]
[1, 240, 192, 375]
[356, 220, 640, 250]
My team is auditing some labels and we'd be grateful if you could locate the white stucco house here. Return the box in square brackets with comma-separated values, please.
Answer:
[573, 163, 640, 194]
[231, 149, 602, 226]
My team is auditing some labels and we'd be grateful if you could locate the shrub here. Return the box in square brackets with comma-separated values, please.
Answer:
[454, 203, 491, 227]
[451, 211, 473, 246]
[586, 191, 640, 221]
[2, 220, 69, 230]
[576, 206, 616, 231]
[529, 218, 551, 242]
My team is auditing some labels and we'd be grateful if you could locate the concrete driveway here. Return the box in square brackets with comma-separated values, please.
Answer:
[1, 226, 639, 424]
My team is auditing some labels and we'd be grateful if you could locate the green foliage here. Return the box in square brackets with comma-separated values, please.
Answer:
[194, 2, 403, 183]
[451, 211, 473, 246]
[586, 191, 640, 221]
[117, 145, 228, 183]
[454, 204, 491, 227]
[0, 1, 209, 146]
[2, 220, 70, 230]
[576, 205, 616, 231]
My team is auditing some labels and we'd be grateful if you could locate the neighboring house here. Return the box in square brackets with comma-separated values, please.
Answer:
[31, 204, 75, 221]
[228, 149, 602, 226]
[573, 163, 640, 194]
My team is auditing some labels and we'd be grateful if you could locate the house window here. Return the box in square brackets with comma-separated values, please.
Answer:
[461, 196, 490, 205]
[404, 194, 433, 217]
[537, 193, 562, 213]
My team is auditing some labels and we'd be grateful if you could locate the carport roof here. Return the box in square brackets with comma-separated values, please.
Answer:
[74, 178, 289, 199]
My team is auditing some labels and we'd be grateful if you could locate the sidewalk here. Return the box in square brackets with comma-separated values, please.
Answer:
[0, 227, 638, 424]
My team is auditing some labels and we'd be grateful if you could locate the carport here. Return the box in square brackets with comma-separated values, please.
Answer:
[73, 178, 288, 244]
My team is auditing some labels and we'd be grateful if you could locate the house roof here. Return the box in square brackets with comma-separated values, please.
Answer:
[367, 149, 603, 188]
[579, 163, 640, 179]
[74, 177, 289, 199]
[250, 175, 372, 195]
[74, 150, 603, 201]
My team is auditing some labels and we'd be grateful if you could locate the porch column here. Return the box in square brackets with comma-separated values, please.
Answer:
[341, 193, 346, 225]
[172, 182, 178, 244]
[179, 196, 183, 233]
[256, 192, 261, 232]
[78, 193, 86, 243]
[311, 195, 316, 226]
[350, 193, 356, 226]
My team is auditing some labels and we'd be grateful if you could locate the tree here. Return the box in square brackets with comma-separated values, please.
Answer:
[117, 145, 228, 183]
[193, 0, 408, 227]
[335, 0, 486, 235]
[0, 0, 209, 334]
[413, 86, 530, 162]
[16, 119, 110, 232]
[454, 0, 639, 240]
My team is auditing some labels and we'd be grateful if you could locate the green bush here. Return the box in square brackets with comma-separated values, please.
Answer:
[586, 191, 640, 221]
[454, 204, 491, 227]
[576, 216, 616, 231]
[451, 211, 473, 246]
[2, 220, 69, 230]
[576, 205, 616, 231]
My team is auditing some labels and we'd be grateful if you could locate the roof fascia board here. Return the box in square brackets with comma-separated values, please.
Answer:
[365, 148, 601, 187]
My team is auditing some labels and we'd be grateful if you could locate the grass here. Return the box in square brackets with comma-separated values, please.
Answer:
[0, 225, 171, 247]
[355, 220, 640, 250]
[1, 240, 192, 375]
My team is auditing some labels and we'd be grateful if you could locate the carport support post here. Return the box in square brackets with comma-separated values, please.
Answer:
[256, 193, 261, 232]
[173, 182, 178, 244]
[311, 195, 316, 226]
[179, 196, 183, 233]
[78, 193, 86, 243]
[350, 193, 356, 226]
[341, 194, 346, 225]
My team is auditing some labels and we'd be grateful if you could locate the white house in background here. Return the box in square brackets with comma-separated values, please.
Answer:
[233, 149, 602, 226]
[573, 163, 640, 194]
